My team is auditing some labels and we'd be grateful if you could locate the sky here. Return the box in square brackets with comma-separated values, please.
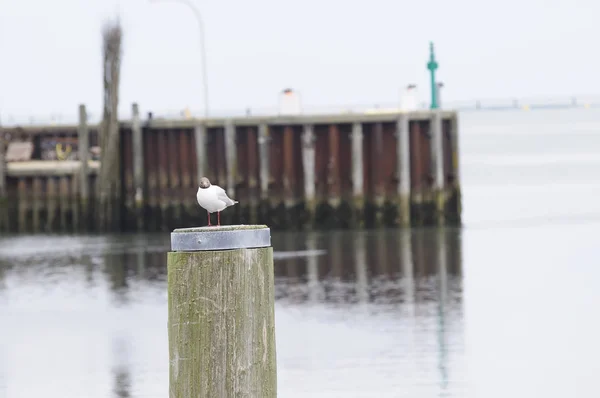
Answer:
[0, 0, 597, 123]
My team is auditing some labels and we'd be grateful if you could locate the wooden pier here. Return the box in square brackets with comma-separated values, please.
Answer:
[0, 104, 461, 233]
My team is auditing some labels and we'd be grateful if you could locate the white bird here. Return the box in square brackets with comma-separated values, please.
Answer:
[196, 177, 238, 226]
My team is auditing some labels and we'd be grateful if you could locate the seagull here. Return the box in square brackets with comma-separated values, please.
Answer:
[196, 177, 238, 226]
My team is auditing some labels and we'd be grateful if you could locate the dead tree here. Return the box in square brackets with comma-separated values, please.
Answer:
[96, 19, 123, 231]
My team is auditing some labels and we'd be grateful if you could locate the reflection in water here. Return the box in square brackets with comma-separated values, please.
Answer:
[112, 336, 132, 398]
[0, 228, 464, 397]
[271, 229, 462, 306]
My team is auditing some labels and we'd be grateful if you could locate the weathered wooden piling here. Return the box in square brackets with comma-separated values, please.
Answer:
[301, 124, 316, 227]
[396, 114, 411, 227]
[77, 104, 90, 230]
[0, 137, 6, 232]
[131, 103, 144, 230]
[351, 122, 364, 228]
[431, 110, 445, 225]
[167, 225, 277, 398]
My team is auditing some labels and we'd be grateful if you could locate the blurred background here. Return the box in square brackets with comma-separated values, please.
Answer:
[1, 1, 600, 397]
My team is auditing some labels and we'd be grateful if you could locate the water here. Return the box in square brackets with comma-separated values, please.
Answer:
[1, 108, 600, 397]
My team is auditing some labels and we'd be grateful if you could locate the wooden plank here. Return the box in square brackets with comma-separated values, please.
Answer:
[351, 122, 364, 198]
[46, 177, 57, 232]
[78, 104, 90, 201]
[17, 178, 28, 233]
[258, 124, 270, 200]
[131, 103, 145, 214]
[282, 126, 295, 206]
[397, 114, 411, 227]
[301, 124, 316, 218]
[59, 176, 69, 232]
[32, 177, 42, 233]
[328, 125, 341, 205]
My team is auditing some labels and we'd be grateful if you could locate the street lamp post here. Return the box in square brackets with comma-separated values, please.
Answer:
[149, 0, 210, 119]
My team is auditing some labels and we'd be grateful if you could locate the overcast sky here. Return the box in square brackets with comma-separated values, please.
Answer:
[0, 0, 597, 122]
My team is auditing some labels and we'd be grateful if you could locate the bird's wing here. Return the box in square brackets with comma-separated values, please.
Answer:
[214, 185, 238, 206]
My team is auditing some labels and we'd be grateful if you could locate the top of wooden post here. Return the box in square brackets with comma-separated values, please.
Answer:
[170, 225, 271, 252]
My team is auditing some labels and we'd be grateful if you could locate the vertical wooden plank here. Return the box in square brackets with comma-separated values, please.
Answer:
[410, 121, 423, 192]
[71, 171, 80, 231]
[0, 138, 7, 232]
[32, 177, 42, 233]
[328, 124, 341, 206]
[0, 137, 5, 199]
[224, 120, 237, 197]
[77, 104, 89, 212]
[18, 178, 27, 233]
[194, 124, 207, 185]
[122, 128, 134, 227]
[397, 113, 411, 227]
[131, 103, 145, 230]
[431, 110, 445, 225]
[372, 122, 385, 226]
[59, 176, 69, 232]
[247, 126, 259, 223]
[449, 114, 461, 189]
[282, 126, 295, 206]
[431, 111, 444, 192]
[258, 123, 270, 200]
[46, 177, 57, 232]
[180, 129, 192, 206]
[351, 122, 364, 226]
[157, 130, 169, 227]
[146, 129, 159, 212]
[301, 124, 316, 222]
[168, 129, 181, 226]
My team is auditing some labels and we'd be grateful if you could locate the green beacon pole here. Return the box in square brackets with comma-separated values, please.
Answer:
[427, 41, 439, 110]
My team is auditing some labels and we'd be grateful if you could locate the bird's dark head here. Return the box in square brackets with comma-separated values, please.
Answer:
[199, 177, 211, 189]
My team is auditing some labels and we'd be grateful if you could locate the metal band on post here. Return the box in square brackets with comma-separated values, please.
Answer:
[170, 225, 271, 251]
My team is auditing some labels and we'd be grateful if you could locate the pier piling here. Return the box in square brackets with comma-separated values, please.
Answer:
[167, 225, 277, 398]
[0, 138, 6, 232]
[131, 103, 145, 231]
[396, 114, 411, 227]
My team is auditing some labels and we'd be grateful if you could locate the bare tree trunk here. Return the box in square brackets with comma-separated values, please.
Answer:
[96, 19, 123, 231]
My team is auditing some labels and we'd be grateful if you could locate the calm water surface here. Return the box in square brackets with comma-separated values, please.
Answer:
[1, 108, 600, 398]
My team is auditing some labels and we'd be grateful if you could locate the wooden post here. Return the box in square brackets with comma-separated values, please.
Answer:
[194, 124, 207, 185]
[282, 126, 295, 208]
[131, 103, 145, 230]
[0, 137, 5, 199]
[32, 177, 42, 233]
[449, 113, 462, 222]
[78, 104, 89, 229]
[17, 178, 27, 233]
[372, 122, 385, 226]
[301, 124, 316, 226]
[396, 114, 411, 227]
[168, 225, 277, 398]
[431, 110, 445, 225]
[258, 123, 270, 200]
[224, 119, 237, 197]
[59, 176, 69, 232]
[351, 122, 364, 227]
[0, 137, 7, 232]
[327, 125, 341, 210]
